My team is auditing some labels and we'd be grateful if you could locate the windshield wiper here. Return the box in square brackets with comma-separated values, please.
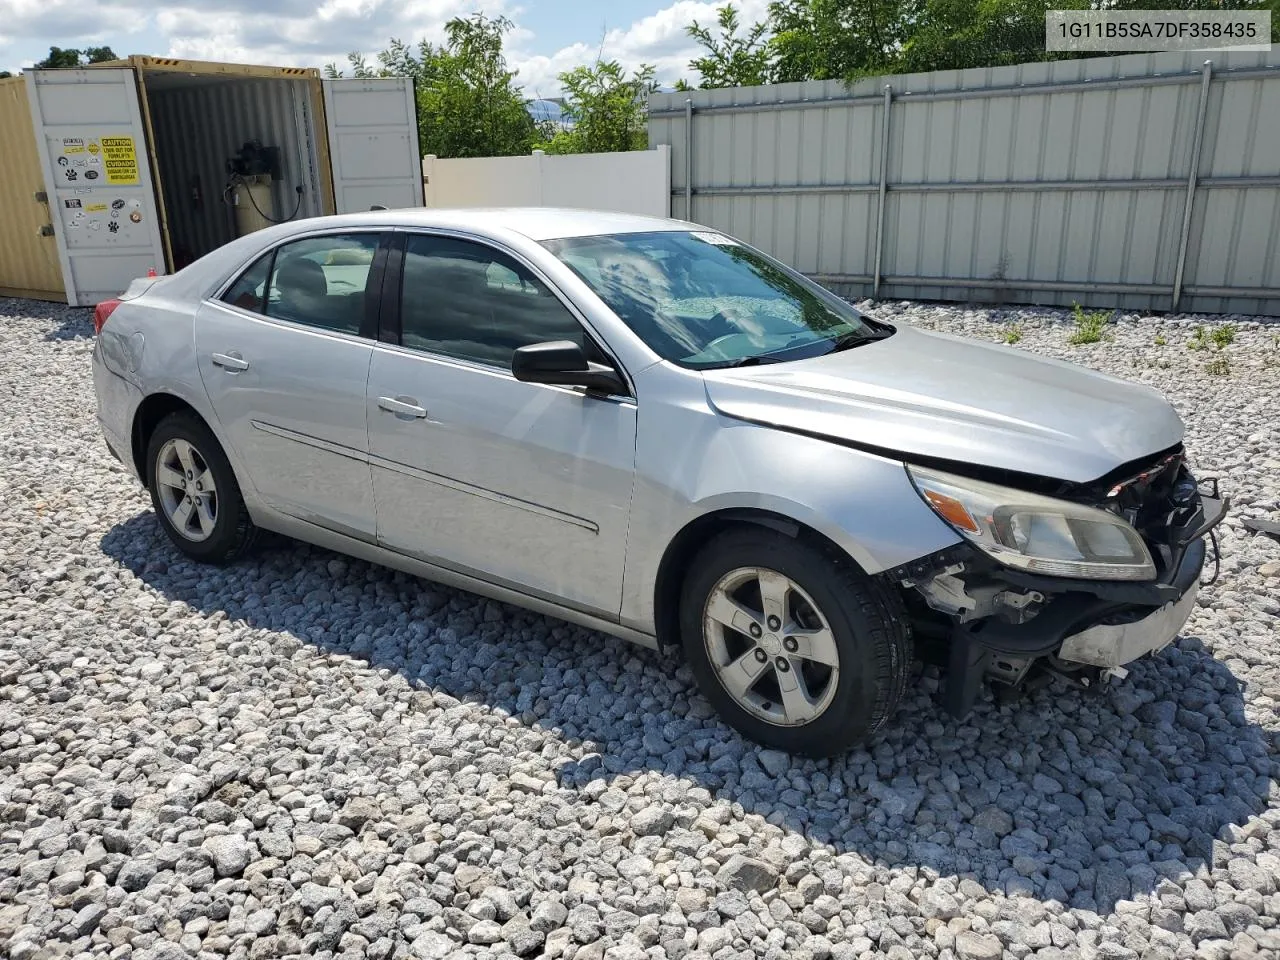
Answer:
[826, 328, 893, 353]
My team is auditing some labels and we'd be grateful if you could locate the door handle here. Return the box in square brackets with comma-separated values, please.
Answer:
[211, 352, 249, 372]
[377, 396, 428, 419]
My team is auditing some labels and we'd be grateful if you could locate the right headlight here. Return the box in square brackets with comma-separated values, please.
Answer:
[907, 465, 1156, 581]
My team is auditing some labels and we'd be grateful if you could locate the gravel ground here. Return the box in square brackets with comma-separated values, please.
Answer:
[2, 295, 1279, 960]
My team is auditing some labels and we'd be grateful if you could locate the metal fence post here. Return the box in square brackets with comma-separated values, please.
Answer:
[684, 98, 694, 221]
[872, 85, 893, 299]
[1171, 60, 1213, 312]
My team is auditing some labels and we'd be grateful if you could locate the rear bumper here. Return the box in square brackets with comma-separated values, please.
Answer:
[92, 348, 143, 483]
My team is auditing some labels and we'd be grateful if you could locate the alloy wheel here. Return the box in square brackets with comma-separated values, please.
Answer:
[155, 438, 218, 542]
[702, 566, 841, 727]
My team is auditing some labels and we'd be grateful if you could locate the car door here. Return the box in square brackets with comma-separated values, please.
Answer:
[366, 231, 638, 618]
[195, 231, 388, 540]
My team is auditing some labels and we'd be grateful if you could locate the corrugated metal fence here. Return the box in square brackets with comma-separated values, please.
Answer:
[649, 51, 1280, 316]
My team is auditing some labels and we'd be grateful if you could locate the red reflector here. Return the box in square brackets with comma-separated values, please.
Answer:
[93, 299, 122, 335]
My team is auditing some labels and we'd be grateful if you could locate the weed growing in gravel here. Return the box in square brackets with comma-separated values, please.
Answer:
[1002, 323, 1023, 344]
[1068, 303, 1112, 345]
[1189, 323, 1238, 352]
[1205, 356, 1231, 376]
[1154, 333, 1167, 346]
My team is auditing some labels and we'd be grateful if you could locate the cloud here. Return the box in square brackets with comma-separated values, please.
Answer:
[1, 0, 149, 45]
[2, 0, 772, 92]
[511, 0, 771, 94]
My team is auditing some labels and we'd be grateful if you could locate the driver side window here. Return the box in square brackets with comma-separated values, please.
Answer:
[399, 234, 589, 369]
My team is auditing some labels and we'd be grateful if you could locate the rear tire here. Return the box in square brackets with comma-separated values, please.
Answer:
[679, 527, 911, 757]
[145, 412, 259, 564]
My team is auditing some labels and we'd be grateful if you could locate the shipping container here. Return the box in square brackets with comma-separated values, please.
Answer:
[2, 56, 424, 306]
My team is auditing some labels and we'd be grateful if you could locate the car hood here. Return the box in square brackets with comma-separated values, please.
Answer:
[701, 325, 1184, 484]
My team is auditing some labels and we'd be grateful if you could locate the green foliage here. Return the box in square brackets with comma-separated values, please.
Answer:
[682, 0, 1279, 88]
[1067, 302, 1111, 345]
[335, 15, 535, 159]
[536, 61, 657, 155]
[901, 0, 1088, 74]
[0, 72, 11, 80]
[770, 0, 912, 82]
[1001, 323, 1023, 344]
[1204, 356, 1231, 376]
[1211, 323, 1237, 349]
[1154, 333, 1167, 346]
[1188, 323, 1238, 352]
[686, 5, 772, 88]
[33, 46, 118, 69]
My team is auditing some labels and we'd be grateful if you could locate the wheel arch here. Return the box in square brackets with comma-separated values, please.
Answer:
[131, 393, 209, 484]
[652, 507, 868, 652]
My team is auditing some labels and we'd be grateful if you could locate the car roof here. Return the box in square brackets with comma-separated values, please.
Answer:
[299, 207, 697, 242]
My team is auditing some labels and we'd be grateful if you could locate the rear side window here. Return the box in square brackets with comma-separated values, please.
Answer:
[265, 234, 382, 336]
[220, 253, 272, 313]
[399, 234, 587, 368]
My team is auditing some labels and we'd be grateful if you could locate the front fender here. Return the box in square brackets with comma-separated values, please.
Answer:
[619, 364, 961, 633]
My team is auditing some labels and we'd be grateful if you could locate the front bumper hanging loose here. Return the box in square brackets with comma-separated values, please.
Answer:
[938, 486, 1228, 718]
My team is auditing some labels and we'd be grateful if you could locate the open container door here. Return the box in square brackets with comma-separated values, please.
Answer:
[322, 78, 424, 213]
[25, 68, 167, 307]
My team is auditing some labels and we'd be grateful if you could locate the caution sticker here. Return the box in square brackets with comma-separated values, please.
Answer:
[84, 202, 108, 213]
[100, 136, 139, 186]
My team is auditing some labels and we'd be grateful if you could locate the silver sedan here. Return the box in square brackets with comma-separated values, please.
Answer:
[92, 208, 1226, 756]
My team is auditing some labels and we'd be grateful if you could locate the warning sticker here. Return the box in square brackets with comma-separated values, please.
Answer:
[100, 136, 139, 186]
[84, 202, 108, 213]
[61, 137, 86, 156]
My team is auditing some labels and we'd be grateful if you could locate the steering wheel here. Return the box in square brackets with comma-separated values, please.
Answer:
[700, 331, 755, 358]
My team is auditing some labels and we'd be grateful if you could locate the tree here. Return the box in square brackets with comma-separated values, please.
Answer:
[333, 15, 535, 159]
[0, 72, 11, 80]
[768, 0, 918, 82]
[33, 46, 118, 69]
[901, 0, 1086, 74]
[686, 5, 772, 88]
[422, 14, 537, 158]
[536, 60, 657, 154]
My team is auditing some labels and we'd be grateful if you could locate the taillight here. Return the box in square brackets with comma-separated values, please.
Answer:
[93, 299, 122, 335]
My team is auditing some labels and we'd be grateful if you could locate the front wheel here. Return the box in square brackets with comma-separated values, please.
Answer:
[680, 528, 911, 757]
[146, 412, 259, 564]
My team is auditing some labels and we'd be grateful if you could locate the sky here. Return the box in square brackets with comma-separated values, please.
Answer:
[0, 0, 771, 95]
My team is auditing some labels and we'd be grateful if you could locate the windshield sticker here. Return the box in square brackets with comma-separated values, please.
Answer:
[692, 231, 738, 246]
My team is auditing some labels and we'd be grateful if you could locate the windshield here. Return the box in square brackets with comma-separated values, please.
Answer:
[541, 230, 888, 368]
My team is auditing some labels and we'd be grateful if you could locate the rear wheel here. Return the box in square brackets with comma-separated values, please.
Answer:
[146, 413, 258, 563]
[680, 527, 910, 756]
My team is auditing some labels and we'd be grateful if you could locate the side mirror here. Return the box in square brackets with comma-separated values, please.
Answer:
[511, 340, 627, 395]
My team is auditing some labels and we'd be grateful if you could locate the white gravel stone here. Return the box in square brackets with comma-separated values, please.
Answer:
[1, 297, 1278, 960]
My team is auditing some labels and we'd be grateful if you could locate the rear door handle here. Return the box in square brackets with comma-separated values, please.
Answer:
[377, 396, 428, 419]
[211, 352, 249, 372]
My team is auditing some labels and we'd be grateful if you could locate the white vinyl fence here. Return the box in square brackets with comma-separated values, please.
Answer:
[422, 146, 671, 218]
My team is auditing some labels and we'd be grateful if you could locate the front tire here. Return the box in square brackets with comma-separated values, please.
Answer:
[679, 527, 911, 757]
[145, 412, 259, 564]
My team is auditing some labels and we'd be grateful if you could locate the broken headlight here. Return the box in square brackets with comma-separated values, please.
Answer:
[907, 465, 1156, 582]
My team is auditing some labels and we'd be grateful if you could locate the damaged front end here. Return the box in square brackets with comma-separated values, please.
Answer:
[882, 446, 1229, 717]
